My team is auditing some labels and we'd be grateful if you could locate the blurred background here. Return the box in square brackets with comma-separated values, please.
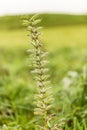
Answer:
[0, 0, 87, 129]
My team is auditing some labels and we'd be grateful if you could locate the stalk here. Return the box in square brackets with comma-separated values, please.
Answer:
[23, 14, 60, 130]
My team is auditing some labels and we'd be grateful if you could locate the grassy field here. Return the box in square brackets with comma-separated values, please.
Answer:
[0, 14, 87, 129]
[1, 14, 87, 30]
[0, 25, 87, 50]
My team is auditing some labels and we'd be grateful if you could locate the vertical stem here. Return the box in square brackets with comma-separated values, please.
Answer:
[23, 15, 54, 130]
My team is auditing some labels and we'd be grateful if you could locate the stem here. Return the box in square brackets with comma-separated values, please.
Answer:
[23, 14, 54, 130]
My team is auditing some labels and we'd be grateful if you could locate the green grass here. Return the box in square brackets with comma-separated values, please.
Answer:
[0, 18, 87, 129]
[0, 25, 87, 50]
[1, 14, 87, 30]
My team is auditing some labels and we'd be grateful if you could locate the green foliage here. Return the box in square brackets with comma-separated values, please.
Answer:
[0, 16, 22, 30]
[0, 14, 87, 129]
[0, 47, 87, 129]
[0, 124, 22, 130]
[1, 14, 87, 30]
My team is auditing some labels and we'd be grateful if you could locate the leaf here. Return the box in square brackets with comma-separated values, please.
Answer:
[30, 14, 39, 21]
[32, 19, 41, 25]
[22, 20, 29, 26]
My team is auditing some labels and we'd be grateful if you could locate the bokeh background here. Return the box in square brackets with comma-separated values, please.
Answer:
[0, 0, 87, 129]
